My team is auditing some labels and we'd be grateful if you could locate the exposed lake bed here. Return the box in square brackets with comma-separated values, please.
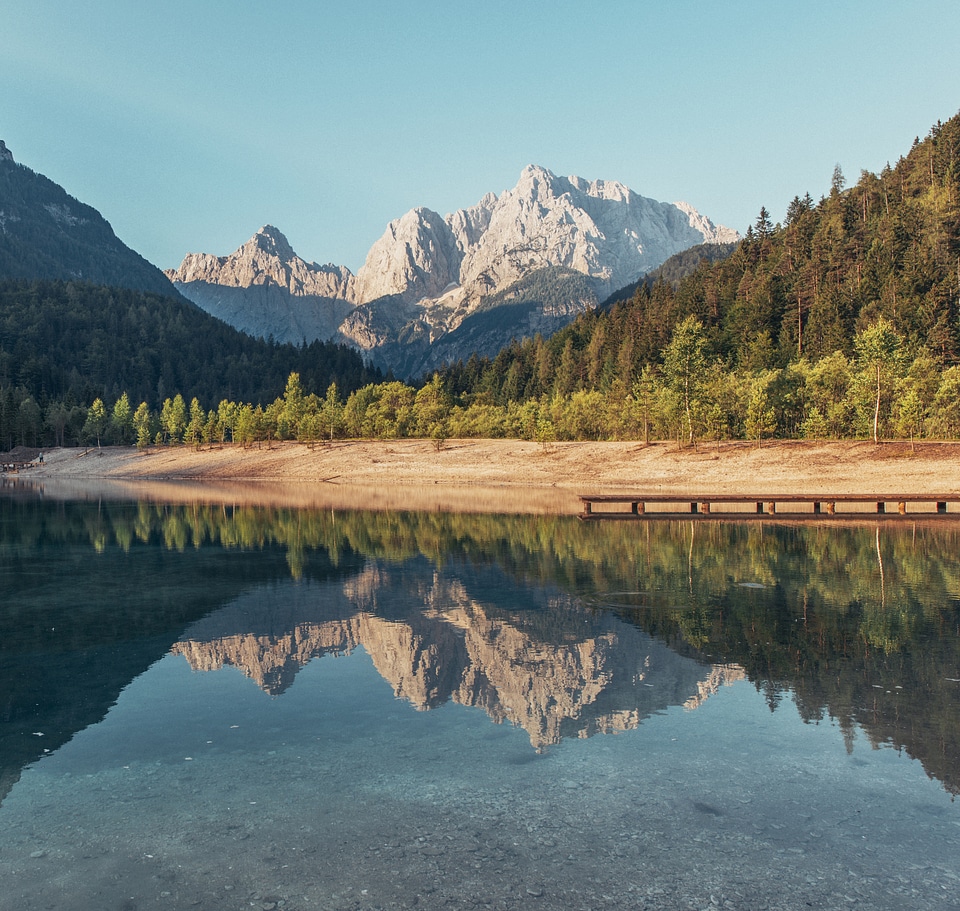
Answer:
[20, 438, 960, 504]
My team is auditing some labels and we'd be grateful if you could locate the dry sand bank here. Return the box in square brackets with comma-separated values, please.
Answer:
[5, 439, 960, 514]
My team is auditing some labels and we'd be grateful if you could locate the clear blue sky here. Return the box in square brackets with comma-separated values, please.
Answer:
[3, 1, 958, 273]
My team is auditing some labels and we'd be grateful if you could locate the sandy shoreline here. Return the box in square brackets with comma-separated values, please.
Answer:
[4, 439, 960, 514]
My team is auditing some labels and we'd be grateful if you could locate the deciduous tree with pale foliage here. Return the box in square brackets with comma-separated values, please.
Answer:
[854, 317, 904, 444]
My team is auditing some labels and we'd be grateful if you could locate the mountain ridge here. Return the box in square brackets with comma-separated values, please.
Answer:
[0, 141, 381, 417]
[168, 165, 738, 376]
[0, 143, 179, 298]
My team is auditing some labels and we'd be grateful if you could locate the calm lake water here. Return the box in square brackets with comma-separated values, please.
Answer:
[1, 489, 959, 911]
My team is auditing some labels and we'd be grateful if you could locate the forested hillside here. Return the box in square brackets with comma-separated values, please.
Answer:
[0, 156, 176, 296]
[601, 241, 739, 306]
[428, 113, 960, 444]
[0, 147, 384, 451]
[0, 280, 380, 449]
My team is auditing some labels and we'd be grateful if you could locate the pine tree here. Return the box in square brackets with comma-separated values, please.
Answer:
[110, 392, 133, 445]
[133, 402, 152, 450]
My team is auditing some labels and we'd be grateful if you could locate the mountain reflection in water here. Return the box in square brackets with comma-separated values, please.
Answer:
[170, 566, 746, 751]
[2, 493, 959, 804]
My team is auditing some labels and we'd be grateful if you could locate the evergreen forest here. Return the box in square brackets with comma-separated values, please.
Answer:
[0, 280, 380, 449]
[434, 114, 960, 446]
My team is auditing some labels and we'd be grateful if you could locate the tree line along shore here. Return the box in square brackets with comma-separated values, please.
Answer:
[3, 314, 959, 454]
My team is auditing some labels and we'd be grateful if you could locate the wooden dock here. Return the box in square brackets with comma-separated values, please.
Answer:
[579, 493, 960, 520]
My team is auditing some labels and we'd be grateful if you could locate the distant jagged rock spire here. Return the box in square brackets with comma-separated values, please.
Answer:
[166, 225, 357, 301]
[0, 141, 13, 164]
[251, 224, 295, 261]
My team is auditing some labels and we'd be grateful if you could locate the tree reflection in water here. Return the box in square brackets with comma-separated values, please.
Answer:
[2, 494, 959, 798]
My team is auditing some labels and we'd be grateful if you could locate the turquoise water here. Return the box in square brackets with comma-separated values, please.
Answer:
[1, 494, 959, 910]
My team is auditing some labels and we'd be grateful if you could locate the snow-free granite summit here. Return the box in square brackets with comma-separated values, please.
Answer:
[167, 166, 738, 376]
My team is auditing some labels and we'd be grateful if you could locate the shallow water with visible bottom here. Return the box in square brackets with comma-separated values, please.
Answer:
[1, 494, 959, 910]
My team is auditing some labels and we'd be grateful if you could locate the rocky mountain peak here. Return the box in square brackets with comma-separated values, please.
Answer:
[247, 224, 295, 260]
[166, 226, 358, 344]
[354, 206, 462, 303]
[517, 162, 555, 188]
[167, 227, 356, 300]
[0, 141, 14, 164]
[514, 165, 632, 206]
[170, 165, 738, 374]
[444, 164, 739, 299]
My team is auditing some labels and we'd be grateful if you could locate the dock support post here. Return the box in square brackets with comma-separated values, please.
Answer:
[701, 502, 710, 514]
[898, 501, 906, 515]
[637, 502, 645, 515]
[766, 501, 776, 515]
[826, 502, 835, 515]
[756, 501, 763, 514]
[690, 501, 699, 514]
[630, 501, 638, 515]
[938, 501, 947, 514]
[583, 501, 592, 516]
[813, 502, 821, 514]
[877, 501, 885, 514]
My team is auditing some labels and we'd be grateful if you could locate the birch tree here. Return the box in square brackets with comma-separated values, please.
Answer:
[662, 316, 708, 447]
[854, 317, 904, 443]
